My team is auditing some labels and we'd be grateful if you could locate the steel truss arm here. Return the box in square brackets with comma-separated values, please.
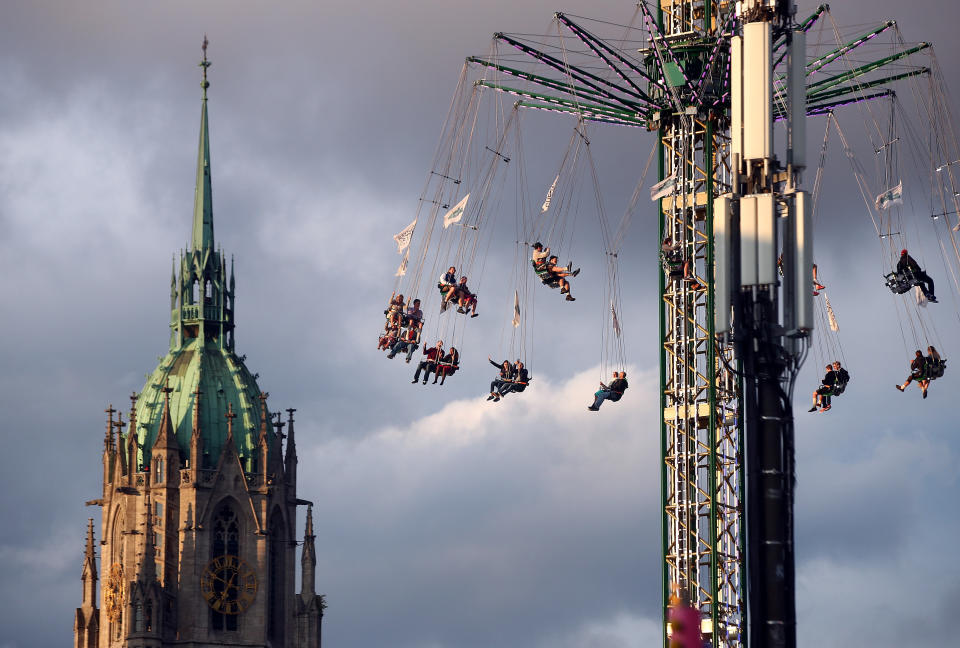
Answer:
[555, 12, 662, 101]
[475, 81, 646, 123]
[807, 67, 929, 104]
[805, 42, 930, 95]
[515, 100, 646, 127]
[466, 57, 634, 112]
[805, 21, 897, 77]
[494, 32, 653, 112]
[806, 89, 895, 116]
[799, 3, 830, 32]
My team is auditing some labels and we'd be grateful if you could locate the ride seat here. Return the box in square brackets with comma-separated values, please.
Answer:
[926, 358, 947, 380]
[661, 252, 684, 278]
[884, 268, 917, 295]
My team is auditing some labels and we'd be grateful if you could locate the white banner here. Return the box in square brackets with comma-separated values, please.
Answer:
[874, 181, 903, 211]
[512, 291, 521, 328]
[541, 175, 559, 213]
[393, 219, 417, 254]
[443, 194, 470, 229]
[650, 174, 676, 201]
[824, 293, 840, 331]
[395, 250, 409, 277]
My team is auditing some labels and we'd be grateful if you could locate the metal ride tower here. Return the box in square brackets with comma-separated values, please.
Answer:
[465, 1, 932, 646]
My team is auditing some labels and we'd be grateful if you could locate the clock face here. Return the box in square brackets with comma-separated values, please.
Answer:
[104, 563, 125, 621]
[200, 555, 257, 615]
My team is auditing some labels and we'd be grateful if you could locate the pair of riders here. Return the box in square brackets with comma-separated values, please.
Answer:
[895, 346, 945, 399]
[439, 266, 479, 317]
[531, 242, 579, 301]
[809, 361, 850, 412]
[486, 357, 530, 402]
[412, 340, 460, 385]
[379, 293, 423, 353]
[387, 319, 423, 363]
[588, 371, 628, 411]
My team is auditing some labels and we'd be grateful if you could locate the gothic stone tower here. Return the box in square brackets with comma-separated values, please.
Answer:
[74, 44, 326, 648]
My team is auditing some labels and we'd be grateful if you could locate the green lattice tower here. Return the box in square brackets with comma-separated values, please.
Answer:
[652, 3, 742, 646]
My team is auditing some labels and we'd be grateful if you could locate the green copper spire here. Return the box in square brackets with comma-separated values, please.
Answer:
[192, 36, 214, 252]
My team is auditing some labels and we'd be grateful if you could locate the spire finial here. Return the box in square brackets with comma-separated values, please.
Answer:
[225, 402, 236, 440]
[258, 392, 270, 434]
[105, 405, 116, 450]
[192, 37, 214, 252]
[200, 34, 211, 99]
[85, 518, 97, 561]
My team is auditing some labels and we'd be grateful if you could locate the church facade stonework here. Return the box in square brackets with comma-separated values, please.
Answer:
[74, 47, 324, 648]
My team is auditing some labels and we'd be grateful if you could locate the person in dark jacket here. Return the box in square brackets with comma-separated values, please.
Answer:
[413, 341, 443, 384]
[486, 357, 516, 402]
[496, 360, 530, 399]
[895, 350, 928, 396]
[830, 361, 851, 396]
[897, 249, 937, 302]
[587, 371, 628, 411]
[809, 364, 837, 412]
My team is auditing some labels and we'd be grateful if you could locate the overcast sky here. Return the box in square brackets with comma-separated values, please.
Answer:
[1, 1, 958, 647]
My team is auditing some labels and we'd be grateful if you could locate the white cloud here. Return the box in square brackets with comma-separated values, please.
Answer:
[301, 365, 661, 647]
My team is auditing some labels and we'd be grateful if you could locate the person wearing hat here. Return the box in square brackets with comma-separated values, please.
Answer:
[897, 249, 937, 302]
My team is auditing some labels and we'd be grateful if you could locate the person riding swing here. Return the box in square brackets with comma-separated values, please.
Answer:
[809, 364, 837, 412]
[532, 243, 580, 301]
[587, 371, 628, 411]
[895, 349, 931, 398]
[661, 237, 701, 290]
[886, 249, 937, 302]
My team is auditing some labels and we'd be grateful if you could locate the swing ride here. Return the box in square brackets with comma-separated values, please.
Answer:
[380, 1, 959, 646]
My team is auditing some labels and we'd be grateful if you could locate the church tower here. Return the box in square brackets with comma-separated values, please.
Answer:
[75, 40, 325, 648]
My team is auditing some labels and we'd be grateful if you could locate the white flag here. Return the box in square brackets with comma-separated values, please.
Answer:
[443, 193, 470, 229]
[650, 174, 676, 201]
[824, 293, 839, 331]
[541, 175, 559, 213]
[512, 291, 521, 328]
[874, 181, 903, 211]
[914, 285, 928, 308]
[611, 301, 621, 337]
[395, 250, 409, 277]
[393, 219, 417, 254]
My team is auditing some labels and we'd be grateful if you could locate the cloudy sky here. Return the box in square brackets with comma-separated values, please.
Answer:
[1, 1, 958, 646]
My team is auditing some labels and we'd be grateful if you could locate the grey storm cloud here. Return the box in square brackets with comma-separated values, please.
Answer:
[2, 1, 960, 647]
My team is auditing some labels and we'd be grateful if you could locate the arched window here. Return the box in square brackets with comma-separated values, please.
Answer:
[205, 280, 212, 301]
[154, 458, 164, 484]
[210, 505, 240, 632]
[144, 599, 153, 632]
[192, 280, 199, 305]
